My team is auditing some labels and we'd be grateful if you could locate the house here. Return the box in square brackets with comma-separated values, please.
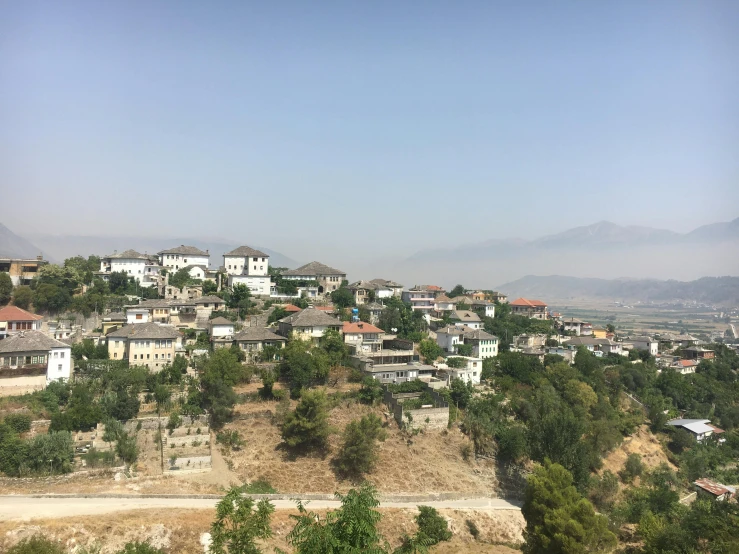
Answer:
[343, 321, 385, 354]
[194, 295, 226, 312]
[101, 312, 126, 335]
[98, 250, 161, 287]
[126, 308, 150, 325]
[460, 329, 499, 359]
[281, 261, 347, 294]
[363, 302, 385, 325]
[628, 336, 659, 356]
[489, 291, 508, 304]
[693, 479, 736, 501]
[563, 337, 623, 356]
[671, 359, 699, 375]
[364, 361, 436, 384]
[469, 299, 495, 318]
[234, 327, 286, 360]
[0, 306, 43, 339]
[658, 333, 698, 347]
[223, 246, 271, 296]
[402, 287, 437, 314]
[349, 337, 416, 372]
[282, 304, 302, 314]
[468, 291, 486, 301]
[683, 346, 715, 360]
[509, 298, 548, 319]
[433, 295, 457, 313]
[369, 279, 404, 298]
[345, 280, 389, 305]
[0, 256, 48, 286]
[0, 331, 72, 391]
[164, 283, 203, 301]
[450, 310, 482, 330]
[277, 306, 343, 342]
[158, 245, 210, 272]
[209, 317, 235, 348]
[441, 356, 483, 385]
[107, 323, 181, 371]
[666, 419, 726, 443]
[435, 326, 467, 353]
[562, 318, 586, 336]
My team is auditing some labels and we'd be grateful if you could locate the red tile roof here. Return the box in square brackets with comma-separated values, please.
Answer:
[282, 304, 301, 312]
[678, 359, 698, 367]
[0, 306, 43, 322]
[707, 424, 725, 434]
[316, 306, 334, 312]
[510, 298, 547, 307]
[343, 321, 384, 334]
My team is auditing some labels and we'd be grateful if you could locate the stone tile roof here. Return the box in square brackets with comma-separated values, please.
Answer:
[234, 327, 286, 342]
[282, 261, 345, 277]
[194, 296, 225, 305]
[107, 322, 181, 340]
[451, 310, 481, 322]
[224, 246, 269, 257]
[104, 249, 148, 260]
[0, 306, 43, 322]
[0, 331, 68, 353]
[103, 311, 126, 320]
[279, 306, 343, 327]
[461, 329, 498, 341]
[209, 317, 234, 325]
[157, 245, 209, 256]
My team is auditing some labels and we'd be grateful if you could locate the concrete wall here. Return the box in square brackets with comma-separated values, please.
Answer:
[383, 385, 449, 431]
[402, 407, 449, 430]
[0, 375, 46, 396]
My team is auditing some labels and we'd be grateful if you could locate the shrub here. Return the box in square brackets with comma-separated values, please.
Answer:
[460, 442, 473, 461]
[466, 519, 480, 540]
[280, 390, 331, 451]
[243, 479, 277, 494]
[166, 411, 182, 431]
[4, 413, 32, 434]
[115, 541, 165, 554]
[620, 453, 644, 483]
[415, 505, 452, 545]
[7, 535, 65, 554]
[334, 414, 387, 476]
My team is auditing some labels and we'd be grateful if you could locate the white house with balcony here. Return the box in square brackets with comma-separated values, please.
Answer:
[158, 245, 210, 272]
[224, 246, 271, 296]
[99, 249, 160, 287]
[441, 356, 483, 385]
[0, 331, 72, 389]
[342, 321, 385, 354]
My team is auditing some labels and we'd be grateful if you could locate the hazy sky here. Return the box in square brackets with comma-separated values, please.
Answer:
[1, 0, 737, 262]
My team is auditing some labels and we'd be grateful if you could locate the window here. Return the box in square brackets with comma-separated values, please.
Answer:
[54, 351, 58, 358]
[167, 353, 171, 359]
[58, 364, 62, 371]
[253, 257, 258, 262]
[134, 354, 138, 360]
[167, 340, 172, 348]
[146, 341, 150, 348]
[114, 353, 118, 359]
[136, 314, 142, 320]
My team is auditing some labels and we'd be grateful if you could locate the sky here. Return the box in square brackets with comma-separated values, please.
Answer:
[1, 0, 738, 263]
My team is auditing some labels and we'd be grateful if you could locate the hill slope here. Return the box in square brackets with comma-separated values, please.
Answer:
[0, 223, 48, 259]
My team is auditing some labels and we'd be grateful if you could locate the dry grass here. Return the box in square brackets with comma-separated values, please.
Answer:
[225, 392, 496, 495]
[0, 507, 524, 553]
[600, 424, 676, 477]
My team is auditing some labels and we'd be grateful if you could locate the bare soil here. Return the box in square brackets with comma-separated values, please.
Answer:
[600, 424, 677, 477]
[0, 507, 524, 553]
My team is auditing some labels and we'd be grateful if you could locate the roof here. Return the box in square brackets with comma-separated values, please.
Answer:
[104, 249, 148, 260]
[194, 295, 225, 304]
[279, 306, 343, 328]
[347, 280, 385, 291]
[107, 322, 181, 340]
[707, 424, 725, 434]
[674, 359, 699, 367]
[684, 346, 714, 353]
[666, 419, 717, 435]
[0, 331, 68, 353]
[0, 306, 43, 322]
[224, 246, 269, 258]
[209, 317, 234, 326]
[234, 327, 286, 342]
[436, 326, 468, 336]
[666, 418, 710, 426]
[461, 329, 499, 341]
[282, 304, 302, 312]
[282, 261, 345, 277]
[694, 478, 735, 497]
[342, 321, 384, 334]
[564, 337, 619, 347]
[629, 336, 656, 343]
[562, 317, 586, 324]
[451, 310, 481, 322]
[103, 311, 126, 320]
[510, 298, 547, 307]
[157, 245, 209, 256]
[434, 295, 453, 303]
[369, 278, 403, 288]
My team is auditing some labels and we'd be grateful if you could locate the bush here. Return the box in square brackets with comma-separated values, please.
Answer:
[216, 430, 244, 451]
[416, 505, 452, 545]
[334, 414, 387, 476]
[466, 519, 480, 540]
[115, 541, 165, 554]
[243, 479, 277, 494]
[280, 390, 331, 451]
[166, 411, 182, 431]
[460, 442, 473, 461]
[620, 453, 644, 483]
[8, 535, 65, 553]
[3, 413, 32, 434]
[83, 448, 116, 468]
[589, 470, 619, 512]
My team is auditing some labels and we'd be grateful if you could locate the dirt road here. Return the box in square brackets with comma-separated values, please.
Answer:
[0, 495, 520, 521]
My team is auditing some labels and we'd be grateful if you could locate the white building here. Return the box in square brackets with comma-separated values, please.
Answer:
[435, 326, 467, 353]
[158, 245, 210, 272]
[99, 249, 160, 288]
[0, 331, 72, 385]
[461, 329, 499, 359]
[209, 316, 235, 339]
[277, 306, 343, 343]
[451, 310, 482, 330]
[126, 308, 150, 325]
[628, 336, 659, 356]
[443, 356, 483, 385]
[224, 246, 271, 296]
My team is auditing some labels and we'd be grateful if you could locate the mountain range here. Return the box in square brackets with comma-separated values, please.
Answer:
[496, 275, 739, 305]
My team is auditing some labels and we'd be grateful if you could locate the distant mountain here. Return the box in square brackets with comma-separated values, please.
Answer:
[23, 234, 299, 270]
[685, 217, 739, 241]
[497, 275, 739, 305]
[0, 223, 49, 260]
[530, 221, 680, 248]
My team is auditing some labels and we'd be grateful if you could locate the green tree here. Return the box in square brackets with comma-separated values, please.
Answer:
[334, 414, 387, 477]
[455, 343, 473, 356]
[418, 339, 442, 364]
[202, 280, 218, 295]
[168, 267, 192, 289]
[448, 378, 473, 409]
[259, 368, 277, 399]
[0, 272, 13, 305]
[620, 453, 643, 483]
[321, 328, 349, 367]
[414, 505, 452, 546]
[446, 357, 466, 369]
[522, 461, 617, 554]
[448, 284, 466, 298]
[358, 377, 384, 405]
[109, 271, 132, 294]
[281, 390, 331, 451]
[331, 286, 355, 309]
[33, 283, 71, 313]
[12, 285, 33, 309]
[288, 482, 388, 554]
[210, 485, 275, 554]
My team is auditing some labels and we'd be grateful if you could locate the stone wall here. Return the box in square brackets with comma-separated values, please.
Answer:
[402, 407, 449, 430]
[383, 384, 449, 431]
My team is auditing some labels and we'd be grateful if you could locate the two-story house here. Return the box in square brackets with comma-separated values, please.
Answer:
[209, 316, 235, 348]
[461, 329, 499, 359]
[451, 310, 482, 330]
[0, 306, 43, 339]
[342, 321, 385, 354]
[509, 298, 548, 319]
[98, 250, 161, 288]
[0, 331, 72, 390]
[158, 245, 210, 272]
[442, 356, 483, 385]
[281, 261, 346, 294]
[278, 306, 343, 343]
[223, 246, 271, 296]
[369, 279, 404, 298]
[402, 287, 437, 314]
[107, 323, 181, 371]
[234, 327, 287, 360]
[0, 256, 48, 286]
[628, 336, 659, 356]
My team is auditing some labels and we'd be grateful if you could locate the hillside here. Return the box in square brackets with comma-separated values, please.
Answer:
[0, 222, 47, 259]
[497, 275, 739, 304]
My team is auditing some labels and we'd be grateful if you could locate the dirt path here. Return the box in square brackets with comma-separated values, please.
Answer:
[0, 495, 520, 521]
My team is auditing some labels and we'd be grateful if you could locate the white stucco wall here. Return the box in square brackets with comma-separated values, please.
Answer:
[47, 346, 72, 382]
[228, 274, 271, 296]
[211, 324, 234, 338]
